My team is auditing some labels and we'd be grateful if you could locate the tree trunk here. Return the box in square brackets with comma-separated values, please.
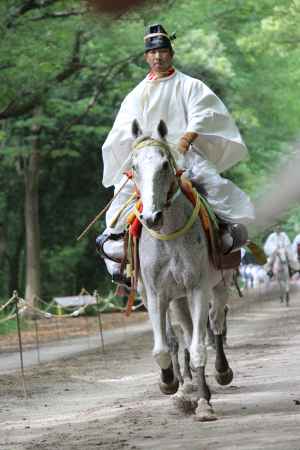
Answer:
[8, 231, 24, 297]
[24, 115, 41, 307]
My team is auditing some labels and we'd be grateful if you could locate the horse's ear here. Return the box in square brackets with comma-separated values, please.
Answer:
[157, 120, 168, 139]
[132, 119, 143, 139]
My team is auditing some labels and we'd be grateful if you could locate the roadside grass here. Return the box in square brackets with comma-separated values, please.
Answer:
[0, 311, 30, 336]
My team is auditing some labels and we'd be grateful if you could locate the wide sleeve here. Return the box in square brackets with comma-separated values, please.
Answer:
[283, 233, 291, 246]
[263, 233, 276, 257]
[183, 77, 248, 173]
[101, 86, 142, 188]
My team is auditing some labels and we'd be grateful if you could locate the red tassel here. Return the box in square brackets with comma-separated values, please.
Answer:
[129, 203, 143, 238]
[124, 170, 133, 179]
[125, 290, 136, 316]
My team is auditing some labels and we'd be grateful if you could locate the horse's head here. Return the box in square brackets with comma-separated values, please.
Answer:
[131, 119, 177, 230]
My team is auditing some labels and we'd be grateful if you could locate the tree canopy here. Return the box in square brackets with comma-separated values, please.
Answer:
[1, 0, 299, 301]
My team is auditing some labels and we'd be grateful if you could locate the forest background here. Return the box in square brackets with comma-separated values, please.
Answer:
[0, 0, 300, 306]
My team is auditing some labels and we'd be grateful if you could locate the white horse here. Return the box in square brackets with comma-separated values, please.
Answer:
[131, 120, 233, 421]
[272, 248, 290, 305]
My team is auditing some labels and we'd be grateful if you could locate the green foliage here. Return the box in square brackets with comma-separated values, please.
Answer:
[1, 0, 300, 300]
[0, 313, 18, 335]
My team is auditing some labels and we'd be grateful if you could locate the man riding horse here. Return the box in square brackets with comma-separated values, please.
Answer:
[264, 225, 292, 276]
[96, 24, 255, 283]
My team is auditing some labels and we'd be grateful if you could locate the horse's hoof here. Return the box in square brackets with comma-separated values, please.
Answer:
[215, 367, 233, 386]
[194, 399, 218, 422]
[173, 392, 197, 414]
[159, 378, 179, 395]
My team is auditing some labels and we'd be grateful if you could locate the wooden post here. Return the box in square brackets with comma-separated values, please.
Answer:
[14, 291, 27, 398]
[94, 291, 105, 353]
[84, 314, 91, 349]
[33, 316, 41, 364]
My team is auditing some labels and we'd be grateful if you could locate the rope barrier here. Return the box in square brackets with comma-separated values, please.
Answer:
[33, 295, 56, 311]
[0, 312, 17, 323]
[0, 290, 145, 321]
[0, 292, 19, 312]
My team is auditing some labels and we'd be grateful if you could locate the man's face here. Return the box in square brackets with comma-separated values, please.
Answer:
[144, 48, 173, 73]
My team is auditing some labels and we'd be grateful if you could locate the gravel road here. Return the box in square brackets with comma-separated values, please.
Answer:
[1, 284, 300, 450]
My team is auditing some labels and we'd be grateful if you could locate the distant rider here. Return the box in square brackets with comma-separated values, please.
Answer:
[264, 225, 291, 277]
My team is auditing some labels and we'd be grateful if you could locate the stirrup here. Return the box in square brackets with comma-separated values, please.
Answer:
[95, 231, 124, 263]
[96, 232, 131, 288]
[112, 270, 131, 288]
[220, 223, 248, 254]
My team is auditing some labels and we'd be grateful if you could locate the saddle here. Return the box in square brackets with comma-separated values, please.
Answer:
[179, 177, 242, 271]
[125, 177, 241, 284]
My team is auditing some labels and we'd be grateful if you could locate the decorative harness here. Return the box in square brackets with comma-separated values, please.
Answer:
[121, 137, 222, 313]
[131, 137, 202, 241]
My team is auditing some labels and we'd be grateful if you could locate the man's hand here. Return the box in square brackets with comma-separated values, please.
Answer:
[177, 132, 198, 154]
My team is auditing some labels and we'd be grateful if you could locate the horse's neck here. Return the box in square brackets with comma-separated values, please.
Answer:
[274, 253, 287, 272]
[159, 191, 196, 234]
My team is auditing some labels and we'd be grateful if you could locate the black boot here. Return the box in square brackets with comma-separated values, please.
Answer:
[95, 231, 130, 287]
[219, 223, 248, 254]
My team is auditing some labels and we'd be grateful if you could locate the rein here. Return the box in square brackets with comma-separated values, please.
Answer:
[275, 250, 288, 266]
[132, 137, 201, 241]
[133, 190, 201, 241]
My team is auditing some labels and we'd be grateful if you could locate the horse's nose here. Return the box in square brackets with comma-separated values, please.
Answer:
[141, 211, 163, 229]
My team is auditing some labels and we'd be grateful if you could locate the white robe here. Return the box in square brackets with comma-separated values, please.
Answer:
[292, 234, 300, 254]
[101, 69, 255, 233]
[263, 232, 291, 257]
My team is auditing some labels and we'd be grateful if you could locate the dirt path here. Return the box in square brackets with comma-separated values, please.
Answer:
[0, 321, 151, 374]
[1, 287, 300, 450]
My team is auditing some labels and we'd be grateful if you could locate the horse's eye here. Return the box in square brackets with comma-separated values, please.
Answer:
[162, 161, 169, 171]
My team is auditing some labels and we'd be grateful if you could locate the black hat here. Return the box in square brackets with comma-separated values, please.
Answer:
[144, 24, 175, 52]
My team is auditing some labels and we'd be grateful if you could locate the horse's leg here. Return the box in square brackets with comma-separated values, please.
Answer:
[168, 299, 197, 413]
[169, 298, 193, 385]
[207, 303, 228, 348]
[146, 293, 171, 370]
[159, 310, 180, 395]
[206, 303, 216, 348]
[188, 287, 217, 422]
[210, 282, 233, 386]
[222, 304, 229, 347]
[139, 283, 179, 394]
[285, 269, 290, 306]
[278, 276, 284, 303]
[286, 290, 290, 306]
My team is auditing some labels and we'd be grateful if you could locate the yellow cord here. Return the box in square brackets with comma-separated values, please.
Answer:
[133, 189, 201, 241]
[109, 192, 137, 228]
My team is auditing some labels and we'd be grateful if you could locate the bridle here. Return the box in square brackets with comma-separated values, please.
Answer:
[130, 137, 201, 241]
[132, 137, 180, 205]
[274, 249, 288, 268]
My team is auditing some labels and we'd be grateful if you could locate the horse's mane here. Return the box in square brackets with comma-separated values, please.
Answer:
[133, 135, 169, 148]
